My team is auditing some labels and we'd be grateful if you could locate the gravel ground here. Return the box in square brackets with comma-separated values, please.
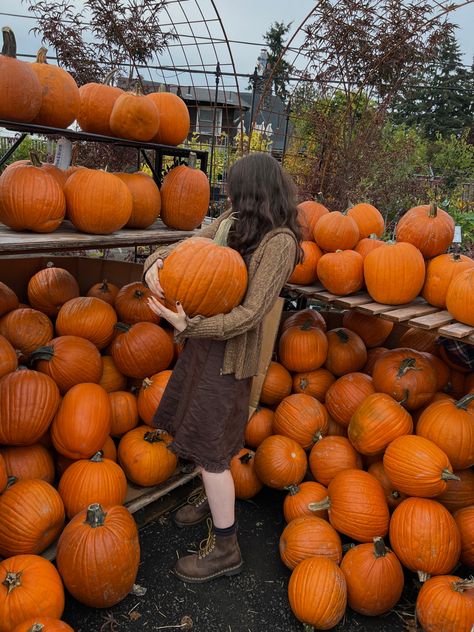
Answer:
[63, 486, 420, 632]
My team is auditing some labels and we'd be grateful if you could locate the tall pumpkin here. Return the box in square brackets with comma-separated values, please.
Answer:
[77, 70, 124, 136]
[396, 203, 455, 258]
[159, 237, 247, 317]
[115, 171, 161, 228]
[422, 252, 474, 308]
[146, 90, 190, 145]
[30, 48, 80, 128]
[364, 241, 426, 304]
[0, 27, 42, 123]
[109, 390, 139, 437]
[56, 503, 140, 608]
[446, 267, 474, 327]
[278, 323, 328, 373]
[160, 155, 210, 230]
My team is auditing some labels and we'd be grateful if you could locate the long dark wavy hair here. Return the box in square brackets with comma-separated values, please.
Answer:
[226, 152, 301, 257]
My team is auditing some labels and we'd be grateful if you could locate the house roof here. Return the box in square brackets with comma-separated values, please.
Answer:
[135, 78, 247, 108]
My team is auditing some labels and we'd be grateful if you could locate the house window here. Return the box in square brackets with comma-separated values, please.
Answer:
[197, 107, 222, 135]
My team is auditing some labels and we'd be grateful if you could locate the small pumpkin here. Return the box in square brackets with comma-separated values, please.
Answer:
[259, 361, 292, 406]
[229, 449, 263, 500]
[287, 241, 322, 285]
[283, 481, 329, 522]
[396, 203, 455, 258]
[137, 371, 172, 425]
[292, 368, 335, 402]
[342, 311, 393, 348]
[109, 390, 139, 437]
[278, 323, 328, 373]
[422, 252, 474, 308]
[146, 90, 190, 145]
[118, 426, 177, 486]
[325, 372, 375, 426]
[446, 267, 474, 327]
[279, 516, 342, 570]
[309, 436, 362, 486]
[114, 281, 160, 324]
[273, 393, 328, 450]
[56, 297, 117, 350]
[244, 407, 274, 448]
[109, 89, 160, 141]
[0, 444, 55, 484]
[297, 199, 329, 241]
[313, 211, 359, 251]
[324, 328, 367, 377]
[27, 266, 79, 317]
[253, 435, 307, 490]
[416, 575, 474, 632]
[317, 249, 364, 295]
[56, 503, 140, 608]
[116, 171, 161, 229]
[0, 308, 53, 360]
[111, 322, 174, 379]
[77, 70, 124, 136]
[347, 202, 385, 238]
[86, 279, 119, 305]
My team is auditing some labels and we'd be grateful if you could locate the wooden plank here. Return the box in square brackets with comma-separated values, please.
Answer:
[0, 220, 196, 255]
[356, 296, 425, 316]
[437, 322, 474, 339]
[285, 283, 325, 296]
[380, 304, 439, 323]
[312, 290, 341, 303]
[333, 293, 372, 308]
[408, 310, 454, 330]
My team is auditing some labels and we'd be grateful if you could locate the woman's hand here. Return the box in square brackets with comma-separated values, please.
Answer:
[147, 296, 188, 333]
[145, 259, 164, 299]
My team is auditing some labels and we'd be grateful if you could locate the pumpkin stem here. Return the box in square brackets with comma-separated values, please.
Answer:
[142, 377, 153, 390]
[299, 378, 308, 390]
[451, 253, 461, 262]
[441, 469, 460, 482]
[144, 429, 165, 444]
[373, 536, 387, 558]
[452, 576, 474, 593]
[2, 570, 22, 595]
[104, 68, 118, 86]
[300, 319, 314, 331]
[6, 476, 17, 489]
[391, 490, 401, 499]
[312, 430, 324, 444]
[90, 451, 104, 463]
[285, 484, 300, 496]
[29, 344, 55, 364]
[85, 503, 107, 528]
[188, 152, 197, 169]
[99, 279, 110, 291]
[368, 233, 379, 239]
[1, 27, 16, 58]
[134, 289, 144, 299]
[27, 625, 44, 632]
[239, 451, 254, 464]
[417, 570, 430, 582]
[308, 497, 330, 512]
[36, 46, 48, 64]
[29, 151, 43, 168]
[428, 202, 438, 218]
[115, 322, 131, 333]
[213, 212, 237, 247]
[397, 358, 419, 377]
[335, 329, 349, 343]
[455, 394, 474, 410]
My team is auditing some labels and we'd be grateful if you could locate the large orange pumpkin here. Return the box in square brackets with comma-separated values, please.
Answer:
[0, 555, 65, 632]
[111, 322, 174, 379]
[254, 435, 307, 489]
[309, 436, 362, 486]
[56, 503, 140, 608]
[146, 90, 190, 145]
[27, 266, 79, 317]
[297, 199, 329, 241]
[317, 249, 364, 295]
[325, 372, 375, 426]
[364, 241, 426, 304]
[0, 308, 53, 360]
[396, 203, 455, 258]
[313, 211, 359, 251]
[347, 202, 385, 238]
[51, 382, 112, 460]
[342, 311, 393, 348]
[273, 394, 328, 450]
[116, 171, 161, 228]
[109, 91, 160, 141]
[160, 156, 210, 230]
[348, 392, 413, 455]
[292, 368, 335, 402]
[422, 252, 474, 308]
[283, 481, 329, 522]
[114, 281, 160, 324]
[340, 537, 404, 616]
[324, 328, 367, 376]
[118, 426, 177, 486]
[287, 241, 321, 285]
[279, 516, 342, 570]
[278, 324, 328, 372]
[383, 434, 458, 497]
[137, 370, 172, 425]
[416, 575, 474, 632]
[0, 27, 42, 123]
[389, 497, 461, 581]
[159, 237, 247, 317]
[30, 47, 80, 128]
[56, 297, 117, 350]
[77, 70, 124, 136]
[259, 362, 292, 406]
[0, 444, 55, 484]
[446, 267, 474, 327]
[0, 154, 66, 232]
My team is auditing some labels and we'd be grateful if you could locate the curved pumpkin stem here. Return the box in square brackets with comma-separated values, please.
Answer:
[239, 451, 254, 464]
[285, 484, 300, 496]
[308, 497, 330, 512]
[2, 570, 22, 594]
[90, 451, 104, 463]
[103, 68, 118, 86]
[29, 151, 43, 168]
[428, 202, 438, 218]
[441, 469, 460, 482]
[142, 377, 153, 390]
[29, 344, 55, 364]
[86, 503, 107, 528]
[144, 429, 165, 443]
[397, 358, 419, 377]
[99, 279, 110, 291]
[373, 536, 387, 558]
[452, 577, 474, 593]
[28, 625, 45, 632]
[1, 27, 16, 58]
[36, 46, 48, 64]
[335, 329, 349, 343]
[115, 322, 132, 333]
[455, 394, 474, 410]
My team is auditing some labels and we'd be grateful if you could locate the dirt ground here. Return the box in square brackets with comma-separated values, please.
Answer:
[63, 486, 421, 632]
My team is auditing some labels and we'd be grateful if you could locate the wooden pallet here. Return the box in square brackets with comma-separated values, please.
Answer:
[285, 283, 474, 345]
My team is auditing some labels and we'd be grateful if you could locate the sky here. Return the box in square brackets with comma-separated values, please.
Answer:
[1, 0, 473, 94]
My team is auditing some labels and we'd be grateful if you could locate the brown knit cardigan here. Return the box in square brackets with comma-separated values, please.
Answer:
[143, 210, 299, 379]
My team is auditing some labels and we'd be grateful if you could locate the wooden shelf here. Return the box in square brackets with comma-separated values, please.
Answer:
[285, 283, 474, 345]
[0, 220, 195, 255]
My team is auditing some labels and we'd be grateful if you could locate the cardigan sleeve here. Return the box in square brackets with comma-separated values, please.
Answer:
[176, 233, 297, 342]
[142, 209, 233, 279]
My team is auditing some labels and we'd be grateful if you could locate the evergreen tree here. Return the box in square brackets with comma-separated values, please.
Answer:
[391, 29, 474, 139]
[263, 21, 294, 101]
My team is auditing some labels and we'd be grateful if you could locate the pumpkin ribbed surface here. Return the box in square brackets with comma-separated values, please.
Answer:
[446, 267, 474, 327]
[111, 322, 174, 379]
[114, 282, 160, 324]
[86, 279, 119, 305]
[416, 575, 474, 632]
[27, 267, 79, 317]
[287, 241, 321, 285]
[118, 426, 177, 487]
[110, 92, 159, 141]
[296, 199, 329, 241]
[292, 368, 335, 401]
[325, 372, 375, 426]
[396, 203, 455, 259]
[56, 297, 117, 350]
[230, 449, 262, 500]
[454, 506, 474, 567]
[137, 371, 172, 425]
[146, 91, 190, 145]
[0, 335, 17, 379]
[77, 79, 123, 136]
[278, 325, 328, 372]
[109, 390, 139, 437]
[281, 309, 327, 333]
[317, 249, 364, 295]
[279, 516, 342, 570]
[283, 481, 329, 522]
[12, 618, 73, 632]
[254, 435, 307, 490]
[313, 211, 359, 251]
[0, 308, 53, 360]
[0, 281, 19, 317]
[260, 361, 292, 406]
[160, 237, 247, 317]
[244, 407, 274, 448]
[0, 444, 55, 484]
[309, 436, 362, 486]
[160, 162, 210, 230]
[367, 461, 407, 511]
[273, 394, 328, 450]
[324, 328, 367, 377]
[116, 172, 161, 229]
[347, 203, 385, 238]
[422, 253, 474, 308]
[99, 355, 127, 392]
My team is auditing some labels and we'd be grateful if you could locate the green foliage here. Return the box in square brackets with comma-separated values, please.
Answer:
[263, 21, 294, 101]
[430, 132, 474, 193]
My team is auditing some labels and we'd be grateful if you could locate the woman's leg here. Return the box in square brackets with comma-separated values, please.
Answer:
[201, 468, 235, 529]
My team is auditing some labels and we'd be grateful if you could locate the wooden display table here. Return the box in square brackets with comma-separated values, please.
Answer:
[285, 282, 474, 345]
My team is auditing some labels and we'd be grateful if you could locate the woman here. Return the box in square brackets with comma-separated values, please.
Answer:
[143, 152, 301, 583]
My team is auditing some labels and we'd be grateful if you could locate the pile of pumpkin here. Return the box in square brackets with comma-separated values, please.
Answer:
[293, 199, 474, 328]
[229, 308, 474, 631]
[0, 26, 210, 236]
[0, 265, 186, 631]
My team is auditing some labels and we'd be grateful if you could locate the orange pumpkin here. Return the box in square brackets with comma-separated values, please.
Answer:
[0, 27, 42, 122]
[30, 47, 79, 128]
[398, 327, 438, 354]
[367, 461, 407, 511]
[362, 347, 389, 376]
[254, 435, 307, 489]
[260, 361, 292, 406]
[317, 249, 364, 295]
[0, 281, 19, 317]
[56, 297, 117, 350]
[281, 308, 327, 333]
[137, 370, 172, 425]
[454, 506, 474, 567]
[0, 335, 17, 379]
[111, 322, 174, 379]
[86, 279, 119, 305]
[146, 90, 190, 145]
[64, 168, 133, 234]
[0, 444, 55, 484]
[114, 281, 160, 324]
[160, 155, 210, 230]
[364, 241, 426, 305]
[416, 575, 474, 632]
[422, 252, 474, 308]
[116, 171, 161, 229]
[229, 449, 263, 500]
[297, 199, 329, 241]
[355, 234, 386, 260]
[324, 328, 367, 377]
[383, 435, 458, 497]
[99, 355, 127, 392]
[342, 311, 393, 348]
[118, 426, 177, 486]
[313, 211, 359, 251]
[325, 372, 375, 426]
[109, 91, 160, 141]
[396, 203, 455, 258]
[283, 481, 329, 522]
[0, 308, 53, 360]
[278, 324, 328, 372]
[292, 368, 335, 401]
[109, 391, 139, 437]
[309, 436, 362, 486]
[244, 407, 274, 448]
[27, 266, 79, 317]
[446, 267, 474, 327]
[273, 394, 328, 450]
[12, 618, 73, 632]
[287, 241, 322, 285]
[77, 70, 124, 136]
[279, 516, 342, 570]
[347, 202, 385, 238]
[437, 468, 474, 513]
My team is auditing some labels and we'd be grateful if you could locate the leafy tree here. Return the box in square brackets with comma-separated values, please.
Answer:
[263, 21, 294, 101]
[391, 29, 474, 139]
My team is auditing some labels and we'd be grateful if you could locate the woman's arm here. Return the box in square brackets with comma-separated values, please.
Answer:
[176, 233, 297, 342]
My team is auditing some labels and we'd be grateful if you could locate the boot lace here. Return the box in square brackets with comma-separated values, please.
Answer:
[187, 487, 208, 508]
[197, 518, 216, 559]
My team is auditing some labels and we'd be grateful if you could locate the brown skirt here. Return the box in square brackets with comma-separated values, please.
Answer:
[152, 338, 252, 473]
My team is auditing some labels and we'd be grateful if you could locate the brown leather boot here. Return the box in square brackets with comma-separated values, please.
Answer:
[174, 519, 243, 583]
[174, 487, 211, 528]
